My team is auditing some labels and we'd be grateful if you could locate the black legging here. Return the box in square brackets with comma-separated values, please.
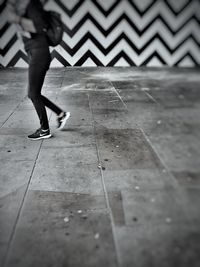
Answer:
[27, 47, 62, 129]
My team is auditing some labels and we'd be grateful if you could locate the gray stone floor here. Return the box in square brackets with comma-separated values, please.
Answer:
[0, 67, 200, 267]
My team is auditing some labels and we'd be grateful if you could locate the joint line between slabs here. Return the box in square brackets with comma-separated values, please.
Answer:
[0, 96, 26, 129]
[3, 140, 44, 267]
[87, 93, 122, 267]
[110, 82, 128, 110]
[140, 127, 191, 221]
[144, 91, 159, 104]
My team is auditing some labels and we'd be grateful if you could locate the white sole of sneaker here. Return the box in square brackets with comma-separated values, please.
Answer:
[58, 111, 70, 130]
[27, 134, 52, 141]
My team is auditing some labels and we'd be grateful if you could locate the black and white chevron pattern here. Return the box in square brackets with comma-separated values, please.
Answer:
[0, 0, 200, 67]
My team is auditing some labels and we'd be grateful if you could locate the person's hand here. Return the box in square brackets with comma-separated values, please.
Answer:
[20, 18, 36, 33]
[7, 12, 20, 23]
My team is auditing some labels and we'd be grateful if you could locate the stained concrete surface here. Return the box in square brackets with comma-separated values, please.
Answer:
[0, 67, 200, 267]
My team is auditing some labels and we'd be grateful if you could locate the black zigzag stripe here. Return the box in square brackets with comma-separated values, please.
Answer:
[128, 0, 193, 17]
[1, 34, 18, 57]
[1, 0, 199, 67]
[62, 12, 200, 38]
[74, 50, 104, 66]
[107, 51, 136, 66]
[164, 0, 193, 16]
[0, 23, 10, 39]
[54, 0, 193, 18]
[50, 50, 71, 66]
[7, 51, 28, 67]
[174, 52, 199, 66]
[5, 51, 199, 68]
[91, 0, 122, 17]
[61, 32, 199, 57]
[141, 51, 167, 66]
[107, 51, 167, 67]
[54, 0, 84, 17]
[0, 0, 6, 14]
[128, 0, 158, 17]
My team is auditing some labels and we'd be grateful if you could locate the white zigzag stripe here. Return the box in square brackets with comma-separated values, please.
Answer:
[59, 0, 80, 10]
[47, 0, 200, 30]
[167, 0, 189, 12]
[2, 0, 199, 30]
[1, 18, 199, 51]
[1, 39, 199, 67]
[96, 0, 116, 11]
[0, 40, 24, 66]
[0, 25, 17, 49]
[1, 19, 199, 59]
[0, 0, 199, 67]
[52, 39, 200, 66]
[0, 6, 11, 29]
[61, 20, 200, 49]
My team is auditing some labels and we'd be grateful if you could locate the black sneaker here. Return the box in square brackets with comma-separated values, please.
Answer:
[57, 111, 70, 130]
[27, 128, 52, 140]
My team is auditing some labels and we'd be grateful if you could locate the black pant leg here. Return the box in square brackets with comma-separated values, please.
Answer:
[41, 95, 62, 115]
[27, 47, 62, 129]
[28, 48, 50, 129]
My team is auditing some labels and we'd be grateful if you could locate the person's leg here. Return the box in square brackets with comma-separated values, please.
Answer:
[27, 47, 70, 136]
[41, 94, 70, 130]
[28, 61, 50, 130]
[41, 95, 62, 115]
[40, 86, 71, 130]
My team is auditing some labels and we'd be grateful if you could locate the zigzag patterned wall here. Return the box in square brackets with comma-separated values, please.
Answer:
[0, 0, 200, 67]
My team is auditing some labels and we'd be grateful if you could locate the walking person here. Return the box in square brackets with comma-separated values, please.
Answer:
[7, 0, 70, 140]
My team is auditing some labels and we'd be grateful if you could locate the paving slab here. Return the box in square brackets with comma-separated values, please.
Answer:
[146, 81, 200, 108]
[5, 190, 117, 267]
[0, 67, 200, 267]
[35, 145, 98, 167]
[147, 133, 200, 172]
[0, 105, 17, 124]
[101, 169, 175, 192]
[116, 223, 200, 267]
[122, 104, 160, 129]
[111, 81, 143, 91]
[1, 109, 52, 129]
[121, 188, 187, 226]
[145, 113, 200, 138]
[172, 170, 200, 188]
[45, 68, 66, 77]
[42, 126, 95, 147]
[50, 105, 93, 127]
[0, 94, 24, 105]
[88, 88, 126, 110]
[107, 191, 126, 226]
[0, 186, 27, 267]
[0, 68, 28, 80]
[95, 127, 162, 171]
[0, 134, 41, 161]
[113, 87, 154, 106]
[179, 188, 200, 224]
[92, 109, 130, 129]
[0, 160, 34, 198]
[0, 127, 36, 136]
[30, 162, 104, 195]
[43, 76, 64, 88]
[15, 98, 37, 111]
[56, 90, 89, 107]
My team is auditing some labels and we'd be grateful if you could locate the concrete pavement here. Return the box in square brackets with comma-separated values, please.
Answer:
[0, 67, 200, 267]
